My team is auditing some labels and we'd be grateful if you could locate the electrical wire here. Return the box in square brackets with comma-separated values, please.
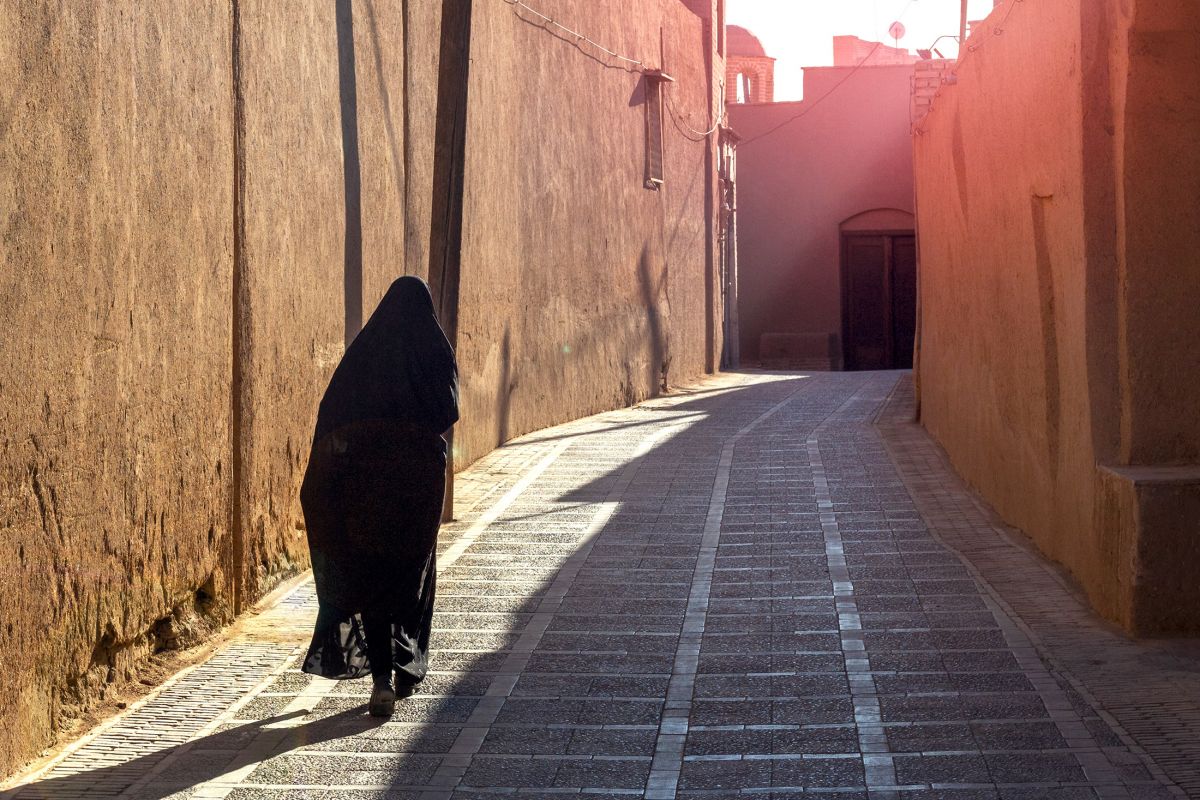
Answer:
[501, 0, 645, 71]
[955, 0, 1024, 71]
[665, 83, 726, 142]
[503, 0, 728, 142]
[912, 0, 1027, 134]
[737, 41, 884, 147]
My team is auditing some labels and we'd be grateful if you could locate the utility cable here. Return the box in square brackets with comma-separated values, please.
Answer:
[666, 83, 726, 142]
[955, 0, 1024, 71]
[912, 0, 1027, 134]
[501, 0, 645, 71]
[502, 0, 728, 141]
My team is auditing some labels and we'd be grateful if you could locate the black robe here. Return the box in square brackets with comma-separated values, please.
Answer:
[300, 276, 459, 683]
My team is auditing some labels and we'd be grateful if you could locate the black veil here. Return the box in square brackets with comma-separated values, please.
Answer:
[314, 276, 458, 443]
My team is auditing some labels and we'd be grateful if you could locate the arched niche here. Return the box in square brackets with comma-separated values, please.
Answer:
[838, 208, 917, 372]
[840, 207, 915, 233]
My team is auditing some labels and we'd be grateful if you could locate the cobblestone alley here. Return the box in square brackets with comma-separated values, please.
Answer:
[7, 372, 1200, 800]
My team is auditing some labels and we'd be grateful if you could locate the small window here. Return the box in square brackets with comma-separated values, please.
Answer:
[643, 70, 674, 190]
[645, 78, 665, 189]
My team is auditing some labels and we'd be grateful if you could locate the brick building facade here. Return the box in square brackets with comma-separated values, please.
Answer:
[725, 25, 775, 104]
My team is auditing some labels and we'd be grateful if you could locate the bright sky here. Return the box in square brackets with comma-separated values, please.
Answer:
[727, 0, 998, 100]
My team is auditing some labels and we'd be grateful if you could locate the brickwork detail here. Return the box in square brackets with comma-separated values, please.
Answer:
[912, 59, 955, 129]
[726, 55, 775, 104]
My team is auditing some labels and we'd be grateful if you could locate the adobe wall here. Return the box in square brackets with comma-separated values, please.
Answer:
[455, 0, 720, 466]
[915, 0, 1095, 597]
[0, 0, 722, 776]
[914, 0, 1200, 633]
[1116, 0, 1200, 466]
[0, 2, 236, 776]
[729, 64, 917, 365]
[0, 0, 444, 775]
[232, 1, 443, 605]
[726, 55, 775, 104]
[1096, 0, 1200, 631]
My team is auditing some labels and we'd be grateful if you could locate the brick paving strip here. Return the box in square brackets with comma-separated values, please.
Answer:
[646, 380, 813, 799]
[425, 414, 692, 797]
[808, 385, 897, 790]
[173, 438, 583, 800]
[4, 372, 1198, 800]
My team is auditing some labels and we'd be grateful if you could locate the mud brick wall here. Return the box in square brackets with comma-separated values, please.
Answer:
[455, 0, 721, 466]
[0, 0, 721, 775]
[913, 0, 1200, 634]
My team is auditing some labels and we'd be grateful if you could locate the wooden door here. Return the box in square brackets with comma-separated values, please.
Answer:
[891, 235, 917, 370]
[843, 235, 890, 370]
[841, 233, 917, 370]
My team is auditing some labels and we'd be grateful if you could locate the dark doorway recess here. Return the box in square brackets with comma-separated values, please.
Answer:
[841, 232, 917, 370]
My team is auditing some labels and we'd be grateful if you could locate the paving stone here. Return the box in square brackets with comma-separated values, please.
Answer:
[458, 756, 559, 788]
[534, 632, 680, 653]
[971, 721, 1070, 751]
[893, 753, 992, 783]
[353, 726, 463, 755]
[566, 728, 658, 756]
[8, 373, 1191, 800]
[985, 751, 1087, 783]
[679, 758, 772, 790]
[698, 652, 846, 674]
[885, 722, 978, 752]
[246, 753, 442, 785]
[770, 755, 866, 787]
[873, 792, 999, 800]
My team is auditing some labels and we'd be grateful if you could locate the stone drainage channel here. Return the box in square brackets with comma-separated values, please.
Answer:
[4, 372, 1197, 799]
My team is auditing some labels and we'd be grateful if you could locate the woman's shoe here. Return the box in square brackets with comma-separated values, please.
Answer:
[368, 682, 396, 717]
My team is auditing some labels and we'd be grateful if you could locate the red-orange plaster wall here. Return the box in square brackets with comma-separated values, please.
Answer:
[914, 0, 1200, 634]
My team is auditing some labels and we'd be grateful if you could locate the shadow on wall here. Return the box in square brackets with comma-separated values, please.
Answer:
[362, 0, 408, 212]
[629, 74, 646, 108]
[638, 245, 670, 394]
[496, 326, 514, 447]
[336, 0, 363, 343]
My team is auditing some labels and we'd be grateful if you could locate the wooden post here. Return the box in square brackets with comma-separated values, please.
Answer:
[230, 0, 248, 614]
[428, 0, 473, 522]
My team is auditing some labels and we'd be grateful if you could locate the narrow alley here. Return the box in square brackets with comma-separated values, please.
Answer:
[8, 373, 1199, 799]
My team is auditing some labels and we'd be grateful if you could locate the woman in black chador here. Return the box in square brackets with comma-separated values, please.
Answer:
[300, 276, 459, 717]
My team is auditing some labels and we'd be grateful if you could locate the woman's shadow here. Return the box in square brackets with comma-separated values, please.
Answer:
[8, 705, 396, 799]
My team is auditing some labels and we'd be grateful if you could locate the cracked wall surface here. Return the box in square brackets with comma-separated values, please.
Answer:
[0, 2, 236, 776]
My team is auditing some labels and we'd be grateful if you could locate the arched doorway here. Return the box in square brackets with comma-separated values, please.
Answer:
[839, 209, 917, 370]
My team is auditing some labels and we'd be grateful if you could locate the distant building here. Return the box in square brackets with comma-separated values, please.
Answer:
[728, 32, 923, 371]
[725, 25, 775, 103]
[832, 34, 919, 67]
